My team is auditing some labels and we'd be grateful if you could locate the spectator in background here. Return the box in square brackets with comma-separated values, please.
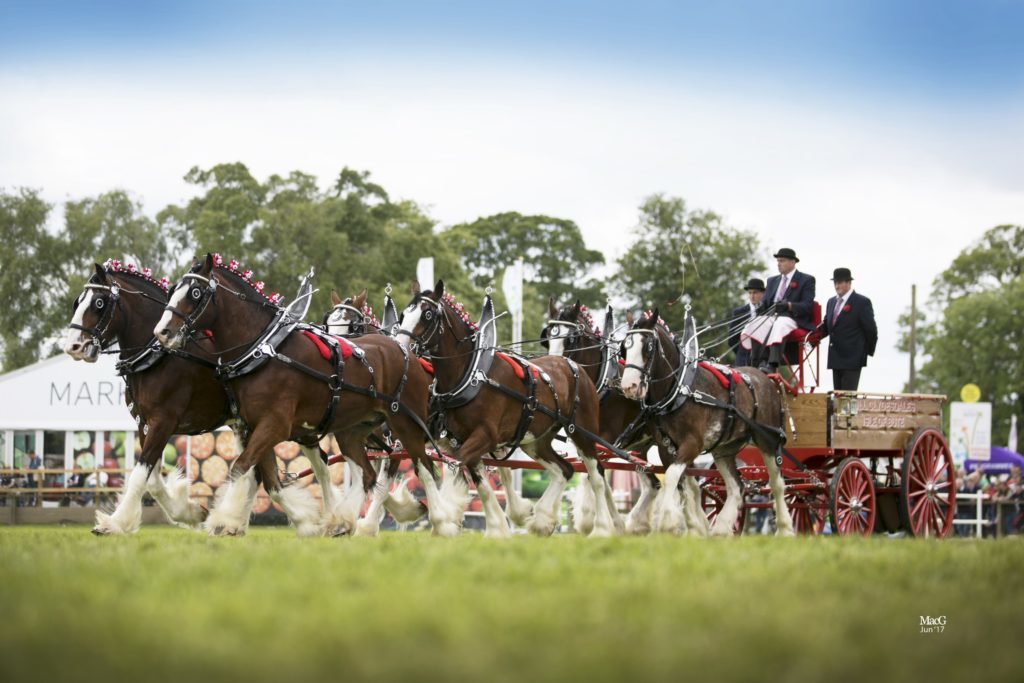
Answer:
[23, 449, 42, 506]
[956, 467, 986, 537]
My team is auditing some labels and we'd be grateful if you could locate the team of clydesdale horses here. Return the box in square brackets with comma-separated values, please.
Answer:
[64, 254, 795, 538]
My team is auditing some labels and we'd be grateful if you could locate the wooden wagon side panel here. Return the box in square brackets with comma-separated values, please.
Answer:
[783, 393, 829, 448]
[830, 393, 943, 451]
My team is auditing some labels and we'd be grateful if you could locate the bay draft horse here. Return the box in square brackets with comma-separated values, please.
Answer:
[319, 287, 440, 532]
[619, 309, 795, 536]
[397, 280, 623, 538]
[64, 263, 223, 534]
[154, 254, 442, 537]
[543, 299, 703, 535]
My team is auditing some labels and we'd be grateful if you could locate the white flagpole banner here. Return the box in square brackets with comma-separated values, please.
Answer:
[1008, 414, 1018, 454]
[416, 257, 434, 289]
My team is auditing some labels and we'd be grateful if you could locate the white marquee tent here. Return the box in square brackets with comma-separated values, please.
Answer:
[0, 353, 137, 471]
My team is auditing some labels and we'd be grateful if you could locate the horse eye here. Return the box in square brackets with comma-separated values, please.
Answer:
[191, 288, 202, 300]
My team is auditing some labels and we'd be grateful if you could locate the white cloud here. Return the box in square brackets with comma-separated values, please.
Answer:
[2, 60, 1021, 393]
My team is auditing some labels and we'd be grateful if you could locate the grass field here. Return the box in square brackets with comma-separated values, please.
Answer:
[1, 527, 1022, 683]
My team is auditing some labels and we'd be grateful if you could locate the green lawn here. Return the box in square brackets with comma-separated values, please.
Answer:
[1, 527, 1021, 683]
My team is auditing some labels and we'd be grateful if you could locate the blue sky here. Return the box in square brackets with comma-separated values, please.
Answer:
[2, 1, 1023, 392]
[4, 1, 1023, 99]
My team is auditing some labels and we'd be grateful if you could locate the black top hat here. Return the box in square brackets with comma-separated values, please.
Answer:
[773, 247, 799, 262]
[831, 267, 854, 281]
[743, 278, 766, 291]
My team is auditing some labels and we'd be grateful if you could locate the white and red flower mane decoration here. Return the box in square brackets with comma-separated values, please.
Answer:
[360, 304, 380, 329]
[102, 258, 171, 293]
[577, 304, 601, 338]
[644, 310, 675, 340]
[440, 292, 478, 330]
[211, 253, 284, 305]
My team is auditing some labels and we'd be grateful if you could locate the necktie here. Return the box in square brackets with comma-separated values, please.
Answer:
[832, 298, 843, 324]
[775, 275, 788, 302]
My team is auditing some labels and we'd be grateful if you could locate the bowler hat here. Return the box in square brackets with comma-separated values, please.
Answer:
[773, 247, 799, 262]
[744, 278, 765, 291]
[831, 267, 854, 282]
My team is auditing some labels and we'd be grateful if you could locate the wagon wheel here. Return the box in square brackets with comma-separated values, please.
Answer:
[900, 427, 955, 538]
[701, 483, 746, 535]
[785, 488, 828, 534]
[829, 457, 876, 536]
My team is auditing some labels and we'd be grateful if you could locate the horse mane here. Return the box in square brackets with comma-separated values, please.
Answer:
[561, 303, 601, 338]
[102, 258, 170, 297]
[419, 289, 477, 330]
[209, 253, 283, 305]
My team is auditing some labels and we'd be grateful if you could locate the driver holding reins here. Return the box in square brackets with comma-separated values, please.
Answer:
[739, 247, 817, 372]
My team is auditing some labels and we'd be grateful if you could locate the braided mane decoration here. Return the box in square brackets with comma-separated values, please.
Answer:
[356, 302, 380, 329]
[440, 292, 478, 330]
[577, 304, 601, 338]
[102, 258, 170, 292]
[211, 253, 284, 305]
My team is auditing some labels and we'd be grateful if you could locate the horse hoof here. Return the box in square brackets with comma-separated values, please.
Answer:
[91, 526, 111, 536]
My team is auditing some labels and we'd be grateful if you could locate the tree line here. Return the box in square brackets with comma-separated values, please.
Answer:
[0, 162, 765, 371]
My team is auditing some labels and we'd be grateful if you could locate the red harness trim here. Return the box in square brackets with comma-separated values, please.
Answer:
[496, 351, 539, 381]
[417, 357, 434, 375]
[699, 361, 741, 390]
[301, 330, 353, 361]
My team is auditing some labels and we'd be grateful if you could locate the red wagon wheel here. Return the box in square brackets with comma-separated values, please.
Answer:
[785, 489, 828, 534]
[701, 483, 746, 535]
[829, 457, 876, 536]
[901, 427, 955, 538]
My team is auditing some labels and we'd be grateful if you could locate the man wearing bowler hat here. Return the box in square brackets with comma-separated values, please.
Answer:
[728, 278, 765, 367]
[821, 267, 877, 391]
[740, 247, 817, 371]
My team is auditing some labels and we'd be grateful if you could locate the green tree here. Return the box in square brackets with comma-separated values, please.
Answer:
[904, 224, 1024, 443]
[442, 212, 605, 346]
[159, 164, 478, 322]
[0, 189, 61, 371]
[611, 194, 763, 336]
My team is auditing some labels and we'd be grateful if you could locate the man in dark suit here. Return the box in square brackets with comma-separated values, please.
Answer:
[742, 247, 816, 371]
[821, 267, 877, 391]
[728, 278, 765, 366]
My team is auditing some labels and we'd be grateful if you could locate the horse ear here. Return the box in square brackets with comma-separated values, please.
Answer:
[434, 279, 445, 299]
[203, 253, 215, 274]
[330, 289, 342, 306]
[354, 288, 367, 308]
[93, 263, 108, 282]
[626, 310, 635, 326]
[548, 297, 558, 318]
[411, 279, 420, 295]
[649, 307, 660, 325]
[573, 299, 582, 313]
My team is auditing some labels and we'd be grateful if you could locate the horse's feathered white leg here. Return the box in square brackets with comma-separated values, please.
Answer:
[763, 449, 795, 537]
[434, 467, 471, 537]
[270, 484, 324, 537]
[651, 463, 687, 534]
[682, 475, 710, 537]
[582, 458, 617, 537]
[204, 469, 258, 536]
[572, 473, 596, 535]
[147, 467, 207, 527]
[497, 464, 534, 527]
[473, 465, 512, 538]
[625, 474, 656, 535]
[384, 476, 426, 524]
[710, 457, 743, 537]
[527, 460, 567, 536]
[93, 463, 150, 535]
[355, 461, 393, 537]
[417, 461, 458, 537]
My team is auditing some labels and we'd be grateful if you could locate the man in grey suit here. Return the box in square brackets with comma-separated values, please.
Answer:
[728, 278, 765, 366]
